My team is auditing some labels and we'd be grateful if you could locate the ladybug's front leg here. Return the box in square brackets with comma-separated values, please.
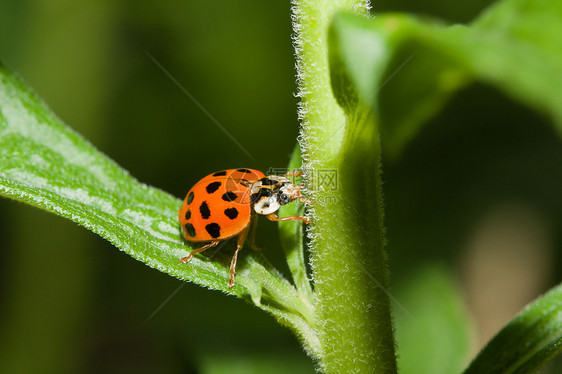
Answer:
[265, 212, 310, 225]
[180, 241, 219, 263]
[284, 170, 304, 178]
[284, 169, 305, 186]
[298, 196, 312, 204]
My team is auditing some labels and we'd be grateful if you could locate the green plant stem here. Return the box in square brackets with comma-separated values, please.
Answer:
[292, 1, 398, 373]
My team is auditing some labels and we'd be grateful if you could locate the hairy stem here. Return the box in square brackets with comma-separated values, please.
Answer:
[292, 1, 398, 373]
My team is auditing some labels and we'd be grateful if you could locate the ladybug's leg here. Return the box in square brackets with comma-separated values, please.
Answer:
[284, 170, 304, 178]
[229, 225, 250, 288]
[266, 212, 310, 225]
[180, 241, 219, 263]
[284, 169, 304, 185]
[298, 196, 312, 204]
[248, 214, 262, 251]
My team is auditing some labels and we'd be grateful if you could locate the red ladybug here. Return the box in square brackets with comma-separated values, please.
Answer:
[179, 168, 309, 287]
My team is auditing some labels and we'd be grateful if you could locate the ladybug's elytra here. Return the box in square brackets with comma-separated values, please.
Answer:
[178, 168, 310, 287]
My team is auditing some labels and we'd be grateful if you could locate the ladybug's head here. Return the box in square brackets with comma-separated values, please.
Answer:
[250, 176, 303, 215]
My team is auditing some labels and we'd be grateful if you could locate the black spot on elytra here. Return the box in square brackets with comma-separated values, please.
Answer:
[206, 181, 221, 194]
[199, 201, 211, 219]
[237, 168, 252, 173]
[184, 223, 196, 237]
[222, 191, 238, 202]
[205, 223, 221, 238]
[212, 171, 227, 176]
[224, 207, 239, 219]
[186, 191, 194, 205]
[184, 210, 191, 220]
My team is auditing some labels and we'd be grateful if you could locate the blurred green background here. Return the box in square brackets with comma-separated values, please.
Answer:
[0, 0, 561, 373]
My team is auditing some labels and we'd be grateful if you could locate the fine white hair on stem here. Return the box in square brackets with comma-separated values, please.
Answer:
[291, 0, 317, 277]
[291, 0, 372, 248]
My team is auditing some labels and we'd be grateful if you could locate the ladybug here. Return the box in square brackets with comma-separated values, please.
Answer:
[178, 168, 310, 288]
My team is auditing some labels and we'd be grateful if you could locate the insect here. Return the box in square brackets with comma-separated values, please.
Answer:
[178, 168, 310, 288]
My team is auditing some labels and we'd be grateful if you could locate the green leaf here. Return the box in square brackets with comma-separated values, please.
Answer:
[394, 265, 473, 374]
[329, 0, 562, 158]
[0, 64, 317, 355]
[463, 283, 562, 374]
